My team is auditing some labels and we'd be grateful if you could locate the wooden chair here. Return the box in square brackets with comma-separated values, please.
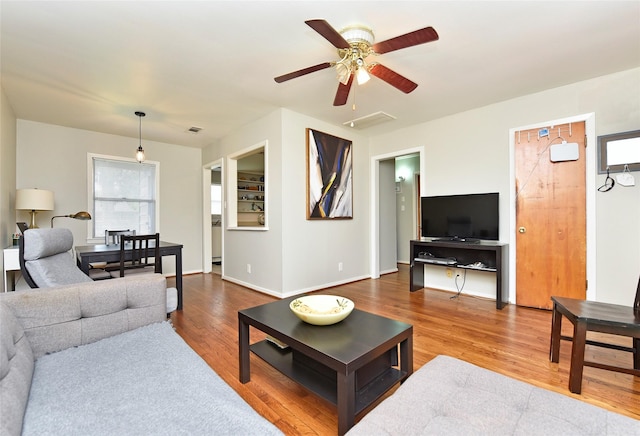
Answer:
[110, 233, 161, 278]
[87, 230, 138, 278]
[549, 276, 640, 393]
[108, 233, 177, 315]
[105, 229, 135, 245]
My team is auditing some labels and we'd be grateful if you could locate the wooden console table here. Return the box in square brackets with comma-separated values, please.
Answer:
[409, 238, 509, 309]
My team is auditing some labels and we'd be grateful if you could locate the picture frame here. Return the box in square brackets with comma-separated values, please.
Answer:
[306, 128, 353, 219]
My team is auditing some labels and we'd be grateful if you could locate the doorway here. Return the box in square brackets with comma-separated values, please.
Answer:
[370, 146, 425, 279]
[211, 166, 222, 275]
[202, 159, 223, 275]
[511, 114, 596, 308]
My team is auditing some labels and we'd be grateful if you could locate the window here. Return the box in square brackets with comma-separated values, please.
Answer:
[88, 154, 159, 240]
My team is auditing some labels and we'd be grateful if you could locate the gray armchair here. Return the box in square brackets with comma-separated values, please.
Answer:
[19, 228, 95, 288]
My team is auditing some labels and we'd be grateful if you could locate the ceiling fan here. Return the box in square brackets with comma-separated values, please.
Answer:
[274, 19, 439, 106]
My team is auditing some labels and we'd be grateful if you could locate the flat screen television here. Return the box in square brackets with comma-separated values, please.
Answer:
[421, 192, 499, 241]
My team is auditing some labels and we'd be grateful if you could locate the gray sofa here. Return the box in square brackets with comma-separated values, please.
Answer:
[347, 354, 639, 435]
[0, 274, 282, 436]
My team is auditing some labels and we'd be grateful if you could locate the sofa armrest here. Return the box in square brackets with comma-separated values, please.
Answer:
[0, 274, 167, 358]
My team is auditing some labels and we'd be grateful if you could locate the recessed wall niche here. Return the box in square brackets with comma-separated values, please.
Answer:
[227, 140, 267, 229]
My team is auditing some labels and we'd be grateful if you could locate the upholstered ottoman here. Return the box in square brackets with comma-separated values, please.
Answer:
[347, 355, 639, 435]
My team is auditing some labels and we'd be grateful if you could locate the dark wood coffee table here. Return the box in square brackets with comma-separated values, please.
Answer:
[238, 297, 413, 435]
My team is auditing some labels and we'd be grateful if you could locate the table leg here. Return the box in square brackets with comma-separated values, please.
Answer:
[78, 258, 90, 274]
[336, 371, 356, 436]
[634, 338, 640, 370]
[550, 303, 563, 363]
[409, 262, 424, 292]
[239, 317, 251, 383]
[568, 321, 587, 394]
[400, 334, 413, 378]
[174, 251, 183, 310]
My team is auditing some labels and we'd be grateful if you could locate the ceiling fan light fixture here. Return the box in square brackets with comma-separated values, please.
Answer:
[274, 19, 439, 107]
[356, 66, 370, 85]
[356, 59, 371, 85]
[336, 62, 351, 84]
[340, 25, 374, 46]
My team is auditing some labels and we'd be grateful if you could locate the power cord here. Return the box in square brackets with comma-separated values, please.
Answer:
[450, 269, 467, 299]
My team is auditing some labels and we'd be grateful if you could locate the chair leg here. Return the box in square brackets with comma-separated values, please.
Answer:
[550, 303, 563, 363]
[568, 321, 587, 394]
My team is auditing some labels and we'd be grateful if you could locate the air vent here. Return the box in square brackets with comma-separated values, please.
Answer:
[187, 126, 202, 134]
[343, 111, 396, 129]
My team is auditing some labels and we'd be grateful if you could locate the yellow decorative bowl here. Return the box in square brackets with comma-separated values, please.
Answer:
[290, 295, 354, 326]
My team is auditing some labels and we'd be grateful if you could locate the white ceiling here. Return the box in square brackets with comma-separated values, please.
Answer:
[2, 1, 639, 149]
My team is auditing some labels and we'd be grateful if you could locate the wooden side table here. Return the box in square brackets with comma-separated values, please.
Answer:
[3, 246, 20, 292]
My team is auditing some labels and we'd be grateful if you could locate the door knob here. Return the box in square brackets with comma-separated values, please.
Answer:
[518, 227, 526, 233]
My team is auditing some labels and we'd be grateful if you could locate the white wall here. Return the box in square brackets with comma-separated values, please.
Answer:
[1, 87, 17, 292]
[280, 110, 370, 296]
[15, 120, 203, 276]
[203, 108, 370, 298]
[203, 110, 284, 295]
[369, 67, 640, 305]
[14, 68, 636, 305]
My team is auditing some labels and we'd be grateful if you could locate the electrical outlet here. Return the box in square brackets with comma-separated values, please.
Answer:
[338, 262, 343, 272]
[247, 264, 251, 274]
[446, 268, 452, 278]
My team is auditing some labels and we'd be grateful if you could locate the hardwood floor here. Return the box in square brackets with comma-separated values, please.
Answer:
[169, 265, 639, 435]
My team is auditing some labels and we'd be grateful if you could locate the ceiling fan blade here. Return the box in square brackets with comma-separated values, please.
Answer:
[305, 19, 350, 49]
[274, 62, 332, 83]
[372, 26, 439, 54]
[369, 64, 418, 94]
[333, 74, 354, 106]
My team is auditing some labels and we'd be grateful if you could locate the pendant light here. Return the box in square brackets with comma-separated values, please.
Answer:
[135, 111, 146, 163]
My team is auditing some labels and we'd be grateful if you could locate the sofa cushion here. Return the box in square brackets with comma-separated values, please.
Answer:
[347, 355, 639, 435]
[0, 302, 34, 436]
[1, 275, 166, 358]
[22, 321, 282, 435]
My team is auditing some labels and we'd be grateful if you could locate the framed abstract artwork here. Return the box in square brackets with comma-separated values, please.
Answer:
[306, 128, 353, 219]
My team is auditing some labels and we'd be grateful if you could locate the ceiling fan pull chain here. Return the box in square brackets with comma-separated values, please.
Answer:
[352, 80, 357, 111]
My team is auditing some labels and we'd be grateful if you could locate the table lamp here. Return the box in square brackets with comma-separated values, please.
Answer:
[51, 211, 92, 227]
[16, 188, 54, 229]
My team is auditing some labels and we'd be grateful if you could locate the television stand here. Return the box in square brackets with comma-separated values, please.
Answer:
[410, 238, 508, 309]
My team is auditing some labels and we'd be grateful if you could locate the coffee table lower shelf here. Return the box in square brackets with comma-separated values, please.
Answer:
[250, 340, 407, 415]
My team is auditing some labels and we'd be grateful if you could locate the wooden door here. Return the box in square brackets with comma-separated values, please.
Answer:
[515, 122, 586, 309]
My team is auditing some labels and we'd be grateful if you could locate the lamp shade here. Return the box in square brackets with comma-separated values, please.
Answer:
[16, 189, 54, 211]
